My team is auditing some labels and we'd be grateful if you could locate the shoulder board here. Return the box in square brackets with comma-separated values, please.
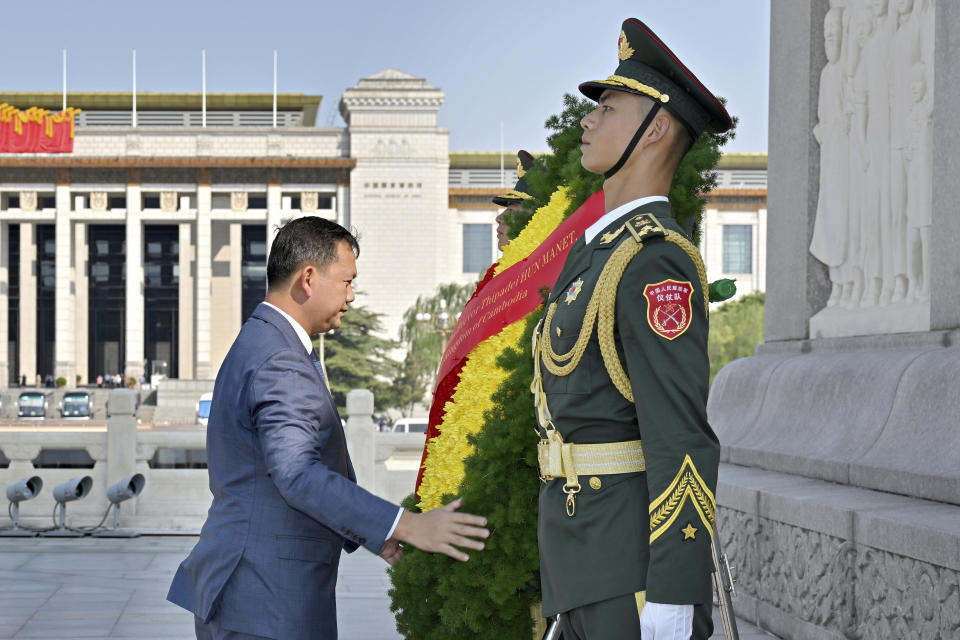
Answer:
[625, 212, 666, 244]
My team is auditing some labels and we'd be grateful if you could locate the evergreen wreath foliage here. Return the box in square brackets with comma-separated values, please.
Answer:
[389, 313, 543, 639]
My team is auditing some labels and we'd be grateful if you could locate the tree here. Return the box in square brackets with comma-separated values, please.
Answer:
[319, 302, 399, 413]
[391, 282, 476, 415]
[708, 292, 765, 384]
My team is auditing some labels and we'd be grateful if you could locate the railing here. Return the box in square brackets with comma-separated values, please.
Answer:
[0, 389, 424, 532]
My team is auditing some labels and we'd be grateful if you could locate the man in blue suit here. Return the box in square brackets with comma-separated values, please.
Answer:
[168, 217, 490, 639]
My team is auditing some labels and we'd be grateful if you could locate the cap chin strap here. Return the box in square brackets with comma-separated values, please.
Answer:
[603, 102, 661, 180]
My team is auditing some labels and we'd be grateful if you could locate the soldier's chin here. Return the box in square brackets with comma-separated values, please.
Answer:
[579, 153, 608, 176]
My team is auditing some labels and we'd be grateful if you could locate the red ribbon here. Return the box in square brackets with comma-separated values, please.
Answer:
[414, 191, 606, 495]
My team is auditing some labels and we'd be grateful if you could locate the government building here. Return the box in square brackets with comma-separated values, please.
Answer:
[0, 70, 765, 388]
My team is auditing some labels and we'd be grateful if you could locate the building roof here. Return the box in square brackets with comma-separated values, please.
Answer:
[448, 150, 766, 170]
[0, 92, 322, 112]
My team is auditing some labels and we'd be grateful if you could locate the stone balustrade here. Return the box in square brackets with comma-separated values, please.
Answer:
[0, 389, 423, 532]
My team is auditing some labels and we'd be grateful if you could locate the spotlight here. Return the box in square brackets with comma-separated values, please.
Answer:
[41, 476, 93, 538]
[92, 474, 145, 538]
[0, 476, 43, 537]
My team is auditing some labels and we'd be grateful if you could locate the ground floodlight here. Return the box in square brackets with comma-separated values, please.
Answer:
[93, 474, 146, 538]
[42, 475, 93, 538]
[105, 474, 145, 504]
[6, 476, 43, 504]
[1, 476, 43, 537]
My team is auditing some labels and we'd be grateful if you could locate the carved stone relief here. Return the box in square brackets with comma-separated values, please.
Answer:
[300, 192, 319, 213]
[230, 192, 248, 212]
[90, 191, 109, 212]
[719, 506, 960, 638]
[160, 191, 179, 213]
[810, 0, 935, 308]
[372, 136, 412, 158]
[18, 191, 37, 212]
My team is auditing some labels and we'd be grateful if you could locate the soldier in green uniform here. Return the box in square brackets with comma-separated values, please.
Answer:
[492, 150, 537, 250]
[532, 18, 733, 639]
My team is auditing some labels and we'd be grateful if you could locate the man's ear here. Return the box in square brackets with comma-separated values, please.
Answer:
[298, 265, 317, 298]
[646, 113, 672, 144]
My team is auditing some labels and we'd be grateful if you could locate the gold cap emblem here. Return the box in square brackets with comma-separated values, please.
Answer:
[618, 30, 635, 61]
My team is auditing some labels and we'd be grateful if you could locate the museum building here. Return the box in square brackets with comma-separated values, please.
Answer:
[0, 69, 765, 388]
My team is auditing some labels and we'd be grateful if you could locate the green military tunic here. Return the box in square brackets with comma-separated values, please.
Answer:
[535, 199, 719, 626]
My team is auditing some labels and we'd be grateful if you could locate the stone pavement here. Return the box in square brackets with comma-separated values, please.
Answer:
[0, 536, 775, 639]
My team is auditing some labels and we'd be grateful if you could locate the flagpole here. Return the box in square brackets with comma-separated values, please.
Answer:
[62, 47, 67, 111]
[273, 48, 278, 128]
[202, 47, 207, 128]
[500, 121, 504, 188]
[132, 48, 137, 128]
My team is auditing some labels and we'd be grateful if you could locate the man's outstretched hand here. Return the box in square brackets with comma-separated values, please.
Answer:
[389, 497, 489, 562]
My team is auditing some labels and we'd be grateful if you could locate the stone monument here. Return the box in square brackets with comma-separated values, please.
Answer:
[709, 1, 960, 637]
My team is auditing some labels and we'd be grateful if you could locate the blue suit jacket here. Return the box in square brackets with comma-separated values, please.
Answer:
[167, 303, 397, 639]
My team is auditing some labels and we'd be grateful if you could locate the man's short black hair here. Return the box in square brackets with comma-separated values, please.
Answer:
[266, 217, 359, 290]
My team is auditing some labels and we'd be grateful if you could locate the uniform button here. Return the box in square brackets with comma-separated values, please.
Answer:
[589, 477, 602, 490]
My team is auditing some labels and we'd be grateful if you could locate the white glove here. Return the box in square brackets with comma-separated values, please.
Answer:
[638, 601, 693, 640]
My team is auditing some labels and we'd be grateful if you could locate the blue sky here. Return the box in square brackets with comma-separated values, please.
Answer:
[0, 0, 769, 153]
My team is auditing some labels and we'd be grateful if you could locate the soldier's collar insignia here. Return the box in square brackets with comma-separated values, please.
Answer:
[618, 29, 635, 61]
[565, 278, 584, 304]
[600, 226, 625, 245]
[682, 523, 698, 540]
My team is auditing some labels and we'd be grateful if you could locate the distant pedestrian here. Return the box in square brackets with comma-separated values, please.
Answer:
[96, 375, 103, 388]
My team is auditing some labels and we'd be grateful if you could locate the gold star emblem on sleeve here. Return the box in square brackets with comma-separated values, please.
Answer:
[682, 523, 698, 540]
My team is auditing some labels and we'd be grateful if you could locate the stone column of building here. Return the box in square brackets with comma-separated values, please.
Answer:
[178, 222, 195, 380]
[266, 183, 283, 257]
[0, 222, 8, 388]
[229, 222, 243, 329]
[124, 184, 144, 381]
[18, 223, 36, 383]
[336, 183, 349, 229]
[194, 184, 212, 380]
[54, 183, 76, 387]
[73, 222, 89, 384]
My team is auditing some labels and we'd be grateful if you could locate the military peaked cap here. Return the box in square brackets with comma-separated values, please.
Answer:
[579, 18, 733, 138]
[492, 150, 536, 207]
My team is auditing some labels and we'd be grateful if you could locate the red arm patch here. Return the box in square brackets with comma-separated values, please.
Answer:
[643, 279, 693, 340]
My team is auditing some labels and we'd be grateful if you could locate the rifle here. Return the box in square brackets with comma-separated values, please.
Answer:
[541, 615, 562, 640]
[712, 530, 740, 640]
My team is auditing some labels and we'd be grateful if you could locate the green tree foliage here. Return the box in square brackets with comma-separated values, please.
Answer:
[389, 312, 543, 640]
[391, 282, 476, 415]
[319, 303, 399, 413]
[708, 292, 765, 384]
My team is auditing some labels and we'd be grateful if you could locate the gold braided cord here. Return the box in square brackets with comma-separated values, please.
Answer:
[496, 189, 534, 201]
[591, 75, 670, 103]
[539, 227, 709, 403]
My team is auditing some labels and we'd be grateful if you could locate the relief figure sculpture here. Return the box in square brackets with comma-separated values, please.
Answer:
[811, 7, 849, 307]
